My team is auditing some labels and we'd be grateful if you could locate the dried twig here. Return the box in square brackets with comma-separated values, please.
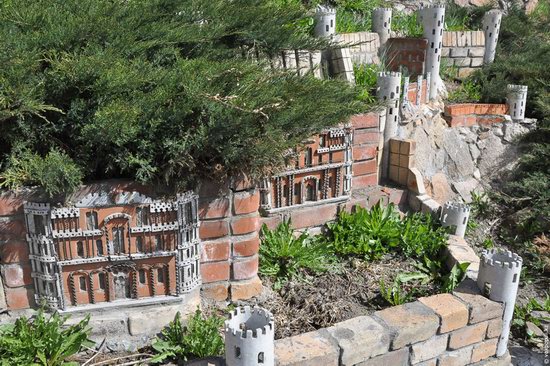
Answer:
[82, 338, 106, 366]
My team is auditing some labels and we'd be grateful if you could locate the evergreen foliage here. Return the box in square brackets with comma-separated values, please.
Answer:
[0, 0, 365, 195]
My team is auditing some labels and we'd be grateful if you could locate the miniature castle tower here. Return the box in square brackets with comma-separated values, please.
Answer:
[377, 71, 401, 178]
[372, 8, 392, 51]
[506, 84, 528, 121]
[225, 306, 275, 366]
[477, 249, 522, 357]
[440, 201, 470, 238]
[314, 5, 336, 38]
[419, 4, 445, 100]
[482, 10, 502, 64]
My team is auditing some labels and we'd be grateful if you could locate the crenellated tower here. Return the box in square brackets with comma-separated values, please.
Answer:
[482, 10, 502, 64]
[440, 201, 470, 238]
[419, 4, 445, 100]
[506, 84, 528, 121]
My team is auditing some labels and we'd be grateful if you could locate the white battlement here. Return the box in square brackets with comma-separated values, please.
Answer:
[440, 201, 470, 238]
[225, 306, 274, 366]
[507, 84, 528, 121]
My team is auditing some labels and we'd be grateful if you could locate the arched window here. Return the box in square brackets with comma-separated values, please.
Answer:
[98, 273, 106, 290]
[306, 183, 316, 201]
[77, 241, 84, 257]
[139, 269, 146, 284]
[155, 235, 163, 251]
[157, 268, 165, 283]
[79, 276, 87, 291]
[86, 211, 98, 230]
[258, 352, 265, 363]
[136, 207, 149, 227]
[112, 227, 125, 254]
[136, 236, 144, 253]
[96, 240, 104, 256]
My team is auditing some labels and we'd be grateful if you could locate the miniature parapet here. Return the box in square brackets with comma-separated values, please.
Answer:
[440, 201, 470, 238]
[314, 5, 336, 38]
[507, 84, 528, 121]
[225, 306, 275, 366]
[477, 249, 522, 357]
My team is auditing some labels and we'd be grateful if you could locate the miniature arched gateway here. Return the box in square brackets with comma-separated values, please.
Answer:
[23, 191, 200, 309]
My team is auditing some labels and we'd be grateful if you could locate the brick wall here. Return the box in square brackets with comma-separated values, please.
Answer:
[441, 31, 485, 78]
[336, 32, 380, 65]
[388, 139, 416, 187]
[198, 178, 262, 301]
[386, 38, 428, 77]
[444, 103, 508, 127]
[405, 79, 429, 106]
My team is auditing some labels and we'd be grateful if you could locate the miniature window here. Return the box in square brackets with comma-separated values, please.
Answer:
[258, 352, 265, 363]
[33, 215, 46, 235]
[79, 276, 87, 291]
[48, 283, 55, 295]
[304, 147, 313, 167]
[155, 235, 163, 251]
[319, 136, 325, 147]
[112, 227, 125, 254]
[318, 153, 323, 164]
[329, 152, 333, 163]
[325, 24, 329, 32]
[235, 346, 241, 358]
[306, 183, 316, 202]
[136, 236, 144, 253]
[96, 240, 104, 256]
[330, 19, 333, 28]
[86, 211, 98, 230]
[77, 241, 84, 257]
[98, 273, 106, 290]
[136, 207, 149, 227]
[139, 270, 146, 284]
[157, 268, 165, 283]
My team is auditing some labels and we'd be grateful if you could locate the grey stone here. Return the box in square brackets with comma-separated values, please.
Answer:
[509, 346, 545, 366]
[326, 316, 390, 365]
[374, 301, 439, 350]
[503, 121, 529, 143]
[470, 144, 481, 161]
[356, 348, 409, 366]
[473, 169, 481, 180]
[477, 133, 506, 178]
[451, 48, 468, 57]
[275, 329, 339, 366]
[442, 129, 475, 180]
[526, 321, 545, 338]
[453, 57, 471, 67]
[438, 345, 473, 365]
[410, 334, 449, 363]
[452, 178, 481, 203]
[441, 48, 450, 57]
[470, 57, 484, 67]
[492, 126, 504, 137]
[128, 305, 188, 336]
[468, 47, 485, 57]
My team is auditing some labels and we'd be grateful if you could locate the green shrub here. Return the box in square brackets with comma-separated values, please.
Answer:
[447, 78, 482, 103]
[378, 278, 411, 305]
[512, 295, 550, 345]
[259, 221, 334, 288]
[0, 147, 82, 197]
[333, 0, 387, 33]
[399, 212, 448, 258]
[441, 262, 470, 293]
[354, 63, 382, 103]
[0, 310, 92, 366]
[151, 310, 225, 364]
[326, 203, 401, 259]
[392, 13, 423, 38]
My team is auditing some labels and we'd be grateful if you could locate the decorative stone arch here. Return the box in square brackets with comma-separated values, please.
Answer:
[68, 270, 91, 306]
[107, 262, 137, 299]
[151, 263, 170, 296]
[301, 176, 319, 203]
[103, 213, 132, 255]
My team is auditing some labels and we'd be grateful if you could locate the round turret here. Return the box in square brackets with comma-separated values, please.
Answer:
[440, 201, 470, 238]
[477, 249, 522, 357]
[314, 5, 336, 38]
[225, 306, 275, 366]
[482, 10, 502, 64]
[419, 4, 445, 100]
[372, 8, 392, 50]
[506, 84, 528, 121]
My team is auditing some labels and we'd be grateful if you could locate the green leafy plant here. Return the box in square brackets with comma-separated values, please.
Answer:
[0, 310, 92, 366]
[354, 63, 381, 103]
[392, 12, 423, 38]
[326, 203, 401, 260]
[259, 221, 334, 289]
[447, 78, 482, 102]
[441, 262, 470, 293]
[399, 213, 448, 258]
[151, 310, 225, 364]
[334, 0, 387, 33]
[379, 278, 412, 305]
[512, 295, 550, 345]
[470, 191, 491, 218]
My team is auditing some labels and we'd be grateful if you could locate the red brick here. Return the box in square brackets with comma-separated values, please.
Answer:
[464, 115, 477, 127]
[350, 113, 379, 129]
[486, 318, 503, 339]
[353, 159, 377, 177]
[448, 322, 488, 349]
[0, 239, 30, 263]
[200, 261, 230, 283]
[471, 339, 498, 363]
[232, 255, 259, 280]
[230, 276, 263, 300]
[198, 180, 230, 198]
[289, 203, 339, 229]
[0, 193, 25, 216]
[4, 286, 34, 310]
[0, 218, 26, 241]
[389, 188, 408, 206]
[354, 129, 379, 145]
[201, 282, 229, 301]
[200, 240, 230, 262]
[366, 189, 390, 208]
[352, 173, 378, 189]
[231, 173, 255, 191]
[1, 263, 32, 287]
[233, 234, 260, 257]
[230, 215, 260, 235]
[199, 220, 229, 240]
[478, 115, 506, 125]
[198, 197, 230, 219]
[233, 190, 260, 215]
[353, 144, 377, 161]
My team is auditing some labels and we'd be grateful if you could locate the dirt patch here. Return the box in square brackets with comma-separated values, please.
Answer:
[234, 255, 438, 339]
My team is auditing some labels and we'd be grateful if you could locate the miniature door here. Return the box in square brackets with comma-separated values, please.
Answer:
[113, 271, 131, 300]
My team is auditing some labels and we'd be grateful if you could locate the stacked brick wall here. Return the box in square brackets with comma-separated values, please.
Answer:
[441, 31, 485, 78]
[386, 38, 428, 77]
[350, 110, 385, 189]
[444, 103, 508, 127]
[388, 139, 416, 187]
[198, 178, 262, 301]
[336, 32, 380, 65]
[406, 79, 429, 105]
